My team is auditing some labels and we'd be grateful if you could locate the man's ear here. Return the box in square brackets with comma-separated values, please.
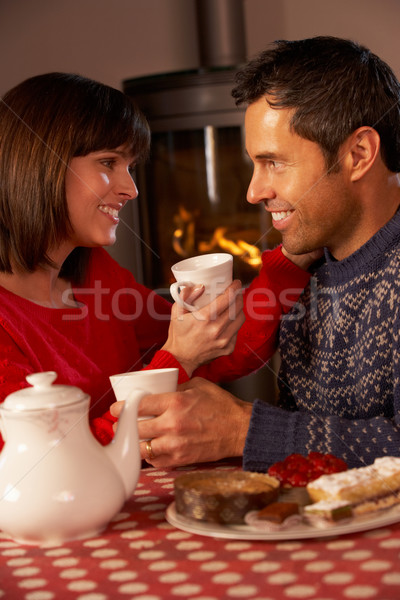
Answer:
[343, 127, 381, 182]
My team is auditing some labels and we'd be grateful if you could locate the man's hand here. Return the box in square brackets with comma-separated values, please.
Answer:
[110, 377, 252, 467]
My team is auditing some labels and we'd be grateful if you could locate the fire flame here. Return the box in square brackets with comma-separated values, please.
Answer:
[199, 227, 261, 267]
[172, 205, 261, 267]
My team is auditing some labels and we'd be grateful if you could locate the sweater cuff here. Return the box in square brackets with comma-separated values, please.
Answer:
[145, 349, 190, 383]
[90, 414, 115, 446]
[262, 245, 312, 290]
[243, 399, 299, 472]
[260, 246, 312, 316]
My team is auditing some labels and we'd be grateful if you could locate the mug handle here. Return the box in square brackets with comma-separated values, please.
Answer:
[170, 281, 197, 311]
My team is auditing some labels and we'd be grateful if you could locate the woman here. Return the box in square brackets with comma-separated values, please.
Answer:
[0, 72, 244, 447]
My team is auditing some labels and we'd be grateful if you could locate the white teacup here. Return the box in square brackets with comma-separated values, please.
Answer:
[110, 368, 179, 437]
[170, 253, 233, 311]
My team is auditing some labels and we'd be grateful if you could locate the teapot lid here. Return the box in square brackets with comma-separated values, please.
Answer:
[2, 371, 87, 411]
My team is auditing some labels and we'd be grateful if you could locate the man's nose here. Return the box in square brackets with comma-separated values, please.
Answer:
[246, 171, 275, 205]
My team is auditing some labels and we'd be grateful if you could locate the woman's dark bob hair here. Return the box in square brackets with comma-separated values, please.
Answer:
[0, 72, 150, 280]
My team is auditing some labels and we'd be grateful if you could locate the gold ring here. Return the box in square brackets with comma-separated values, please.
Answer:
[145, 439, 155, 461]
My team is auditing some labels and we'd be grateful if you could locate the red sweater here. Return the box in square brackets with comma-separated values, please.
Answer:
[194, 246, 311, 381]
[0, 246, 310, 449]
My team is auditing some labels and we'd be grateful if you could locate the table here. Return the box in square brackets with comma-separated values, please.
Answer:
[1, 461, 400, 600]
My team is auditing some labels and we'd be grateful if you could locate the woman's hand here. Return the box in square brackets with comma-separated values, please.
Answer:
[161, 280, 245, 377]
[281, 246, 324, 270]
[110, 377, 252, 467]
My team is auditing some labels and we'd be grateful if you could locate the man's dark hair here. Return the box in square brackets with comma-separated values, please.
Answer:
[232, 36, 400, 172]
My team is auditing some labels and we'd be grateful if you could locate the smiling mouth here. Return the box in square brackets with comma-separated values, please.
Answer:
[271, 210, 293, 221]
[99, 205, 119, 218]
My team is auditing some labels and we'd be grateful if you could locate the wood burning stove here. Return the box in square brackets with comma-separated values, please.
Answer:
[124, 68, 280, 292]
[122, 0, 280, 401]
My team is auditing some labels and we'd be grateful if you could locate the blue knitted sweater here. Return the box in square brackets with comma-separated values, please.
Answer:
[244, 208, 400, 470]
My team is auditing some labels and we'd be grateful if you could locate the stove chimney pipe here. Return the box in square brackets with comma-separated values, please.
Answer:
[195, 0, 247, 69]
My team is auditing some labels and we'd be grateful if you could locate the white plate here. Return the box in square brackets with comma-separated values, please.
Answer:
[166, 502, 400, 541]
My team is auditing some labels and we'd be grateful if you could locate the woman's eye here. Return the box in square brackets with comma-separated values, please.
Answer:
[101, 159, 115, 169]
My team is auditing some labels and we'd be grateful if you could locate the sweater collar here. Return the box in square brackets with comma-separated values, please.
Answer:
[319, 207, 400, 280]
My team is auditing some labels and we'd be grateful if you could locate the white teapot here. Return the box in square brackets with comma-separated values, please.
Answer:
[0, 371, 143, 546]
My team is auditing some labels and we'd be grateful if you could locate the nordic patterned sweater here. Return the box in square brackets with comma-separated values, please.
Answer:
[244, 207, 400, 471]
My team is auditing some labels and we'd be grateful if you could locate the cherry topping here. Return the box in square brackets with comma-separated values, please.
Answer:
[268, 452, 348, 487]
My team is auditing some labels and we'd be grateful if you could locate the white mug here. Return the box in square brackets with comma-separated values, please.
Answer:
[110, 368, 179, 438]
[170, 253, 233, 311]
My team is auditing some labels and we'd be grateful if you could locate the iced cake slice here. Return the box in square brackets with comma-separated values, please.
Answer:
[307, 456, 400, 516]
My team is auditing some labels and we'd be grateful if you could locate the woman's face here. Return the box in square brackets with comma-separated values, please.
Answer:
[64, 145, 138, 250]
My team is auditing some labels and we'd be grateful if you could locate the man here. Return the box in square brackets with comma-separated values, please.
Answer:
[112, 36, 400, 470]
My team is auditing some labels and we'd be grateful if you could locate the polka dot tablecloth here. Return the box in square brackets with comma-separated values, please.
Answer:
[1, 461, 400, 600]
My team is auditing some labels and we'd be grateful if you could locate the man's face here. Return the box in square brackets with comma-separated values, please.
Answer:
[245, 97, 361, 259]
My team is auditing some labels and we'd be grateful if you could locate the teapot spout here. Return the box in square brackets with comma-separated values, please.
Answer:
[104, 389, 145, 499]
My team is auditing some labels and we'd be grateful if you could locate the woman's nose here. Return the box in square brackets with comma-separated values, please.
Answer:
[118, 169, 138, 200]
